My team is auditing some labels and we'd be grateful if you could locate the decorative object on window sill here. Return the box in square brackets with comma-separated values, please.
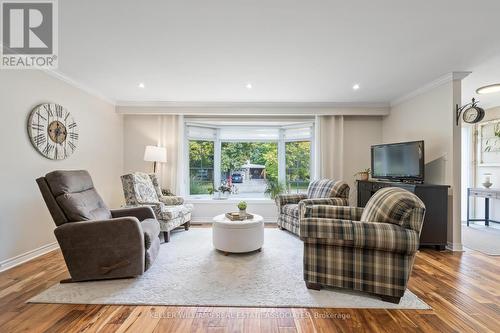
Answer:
[238, 201, 247, 217]
[354, 168, 371, 181]
[456, 98, 485, 125]
[28, 103, 78, 160]
[208, 182, 233, 200]
[144, 145, 167, 173]
[482, 173, 493, 188]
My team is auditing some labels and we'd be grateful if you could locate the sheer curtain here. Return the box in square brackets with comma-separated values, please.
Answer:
[314, 115, 344, 180]
[158, 115, 185, 195]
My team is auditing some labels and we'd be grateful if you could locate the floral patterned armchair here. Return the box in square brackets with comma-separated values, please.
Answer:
[121, 172, 193, 242]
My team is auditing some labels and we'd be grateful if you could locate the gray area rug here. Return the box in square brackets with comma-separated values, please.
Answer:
[463, 224, 500, 256]
[30, 228, 429, 309]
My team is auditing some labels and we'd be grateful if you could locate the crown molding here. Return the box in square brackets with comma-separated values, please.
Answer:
[1, 43, 116, 105]
[43, 69, 116, 105]
[116, 102, 390, 116]
[391, 71, 471, 107]
[116, 100, 389, 108]
[116, 101, 390, 116]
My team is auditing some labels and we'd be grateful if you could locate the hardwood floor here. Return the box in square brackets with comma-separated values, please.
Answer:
[0, 230, 499, 332]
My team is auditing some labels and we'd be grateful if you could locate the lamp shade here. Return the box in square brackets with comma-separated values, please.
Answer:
[144, 145, 167, 163]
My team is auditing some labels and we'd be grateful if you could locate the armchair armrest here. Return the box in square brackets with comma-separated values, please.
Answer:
[54, 217, 145, 281]
[159, 195, 184, 205]
[276, 193, 307, 205]
[111, 206, 155, 221]
[276, 193, 307, 212]
[300, 197, 349, 206]
[140, 218, 161, 249]
[298, 198, 350, 218]
[301, 204, 363, 220]
[123, 202, 163, 220]
[300, 217, 419, 255]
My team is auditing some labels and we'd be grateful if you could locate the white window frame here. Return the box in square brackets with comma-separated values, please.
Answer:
[185, 121, 315, 198]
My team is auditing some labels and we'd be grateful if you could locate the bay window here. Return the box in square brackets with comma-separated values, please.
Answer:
[186, 121, 314, 198]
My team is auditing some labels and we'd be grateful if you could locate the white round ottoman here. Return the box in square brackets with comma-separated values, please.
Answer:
[212, 214, 264, 254]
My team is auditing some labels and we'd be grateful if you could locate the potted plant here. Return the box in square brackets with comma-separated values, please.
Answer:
[354, 168, 371, 181]
[238, 201, 247, 218]
[207, 185, 219, 199]
[265, 179, 286, 201]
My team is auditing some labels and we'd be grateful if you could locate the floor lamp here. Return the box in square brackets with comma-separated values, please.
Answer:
[144, 145, 167, 173]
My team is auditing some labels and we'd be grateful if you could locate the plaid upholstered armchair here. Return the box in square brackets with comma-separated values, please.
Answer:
[276, 179, 350, 235]
[121, 172, 193, 242]
[300, 187, 425, 304]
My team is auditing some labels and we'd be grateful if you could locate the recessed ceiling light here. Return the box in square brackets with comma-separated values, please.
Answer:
[246, 83, 252, 89]
[352, 84, 360, 90]
[138, 82, 145, 88]
[476, 83, 500, 94]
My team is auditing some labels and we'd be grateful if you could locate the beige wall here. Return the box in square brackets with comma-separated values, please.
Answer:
[123, 115, 160, 175]
[383, 82, 454, 185]
[0, 70, 123, 264]
[382, 80, 462, 250]
[343, 116, 383, 204]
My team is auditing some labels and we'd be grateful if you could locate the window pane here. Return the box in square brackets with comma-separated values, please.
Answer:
[189, 140, 214, 195]
[286, 141, 311, 193]
[221, 142, 278, 198]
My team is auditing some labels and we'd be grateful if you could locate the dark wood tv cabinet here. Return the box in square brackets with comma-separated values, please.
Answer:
[357, 180, 449, 250]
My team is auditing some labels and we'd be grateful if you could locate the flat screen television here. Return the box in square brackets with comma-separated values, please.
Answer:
[371, 140, 424, 183]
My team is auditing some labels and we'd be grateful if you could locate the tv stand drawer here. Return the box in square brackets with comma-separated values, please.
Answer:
[359, 180, 415, 193]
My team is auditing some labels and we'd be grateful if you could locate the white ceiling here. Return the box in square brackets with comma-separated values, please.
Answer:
[58, 0, 500, 104]
[462, 55, 500, 109]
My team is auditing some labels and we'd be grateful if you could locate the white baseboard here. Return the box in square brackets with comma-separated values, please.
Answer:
[0, 242, 59, 272]
[446, 242, 464, 252]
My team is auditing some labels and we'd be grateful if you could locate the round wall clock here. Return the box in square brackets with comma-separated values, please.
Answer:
[462, 106, 485, 124]
[27, 103, 78, 160]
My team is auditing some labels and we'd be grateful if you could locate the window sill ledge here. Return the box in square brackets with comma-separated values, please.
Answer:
[186, 197, 276, 204]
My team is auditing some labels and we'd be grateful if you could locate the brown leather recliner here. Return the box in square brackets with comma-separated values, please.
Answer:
[36, 170, 160, 282]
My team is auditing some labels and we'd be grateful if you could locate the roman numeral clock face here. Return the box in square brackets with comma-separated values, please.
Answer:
[28, 104, 78, 160]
